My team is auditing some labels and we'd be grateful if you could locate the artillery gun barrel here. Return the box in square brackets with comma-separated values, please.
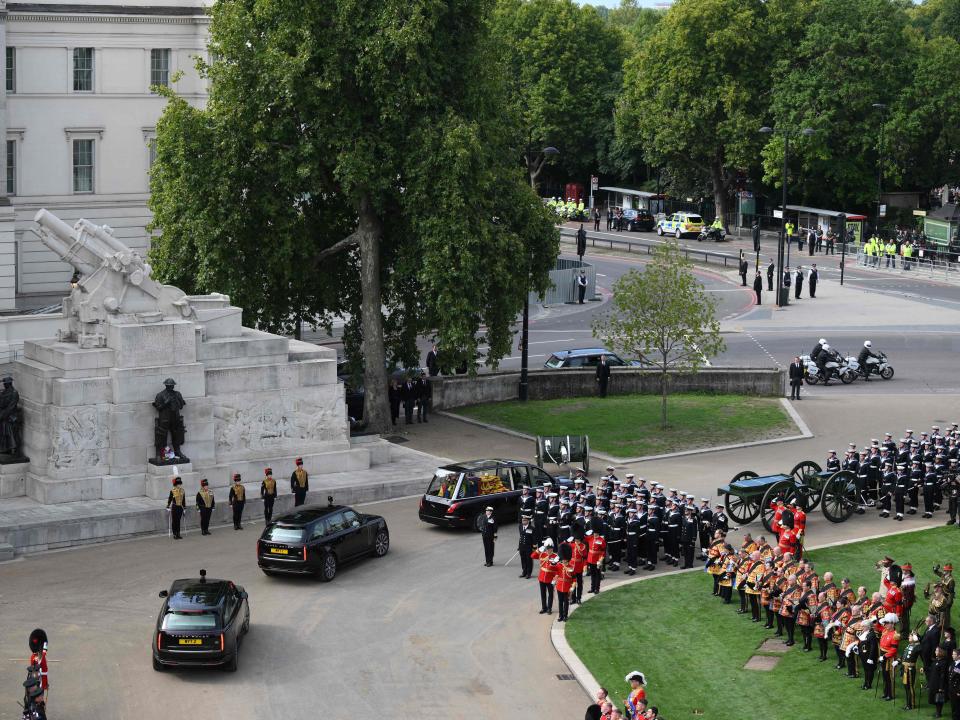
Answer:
[33, 208, 101, 276]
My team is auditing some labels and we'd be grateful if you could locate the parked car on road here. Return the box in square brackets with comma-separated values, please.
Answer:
[418, 459, 571, 531]
[623, 208, 656, 232]
[544, 348, 641, 369]
[657, 212, 704, 238]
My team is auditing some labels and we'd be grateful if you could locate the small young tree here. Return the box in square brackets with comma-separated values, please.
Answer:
[593, 242, 725, 428]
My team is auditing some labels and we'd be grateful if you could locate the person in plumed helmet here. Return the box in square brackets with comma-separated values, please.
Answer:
[195, 478, 215, 535]
[624, 671, 647, 719]
[166, 475, 186, 539]
[261, 468, 277, 525]
[228, 473, 246, 530]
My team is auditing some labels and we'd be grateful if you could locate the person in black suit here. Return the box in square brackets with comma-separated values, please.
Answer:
[767, 259, 775, 291]
[480, 506, 497, 567]
[789, 356, 804, 400]
[753, 271, 763, 305]
[739, 256, 748, 286]
[415, 373, 431, 423]
[809, 264, 819, 298]
[425, 344, 440, 376]
[401, 376, 417, 423]
[921, 614, 942, 674]
[595, 355, 611, 398]
[794, 266, 804, 299]
[388, 379, 401, 425]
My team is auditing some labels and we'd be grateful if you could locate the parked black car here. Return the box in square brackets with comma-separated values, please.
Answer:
[544, 348, 641, 369]
[624, 208, 656, 232]
[257, 501, 390, 581]
[153, 570, 249, 672]
[418, 459, 571, 531]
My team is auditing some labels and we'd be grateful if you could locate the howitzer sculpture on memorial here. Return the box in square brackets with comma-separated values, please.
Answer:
[5, 209, 357, 506]
[34, 209, 197, 348]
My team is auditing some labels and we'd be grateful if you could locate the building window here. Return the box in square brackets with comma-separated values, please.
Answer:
[73, 47, 94, 92]
[6, 47, 15, 94]
[150, 49, 170, 88]
[6, 140, 15, 195]
[72, 138, 94, 193]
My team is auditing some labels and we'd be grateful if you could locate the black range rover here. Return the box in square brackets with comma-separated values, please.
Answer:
[418, 459, 568, 531]
[153, 570, 249, 672]
[257, 501, 390, 581]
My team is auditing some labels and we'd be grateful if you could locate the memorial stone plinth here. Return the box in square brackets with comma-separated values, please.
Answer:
[14, 210, 356, 504]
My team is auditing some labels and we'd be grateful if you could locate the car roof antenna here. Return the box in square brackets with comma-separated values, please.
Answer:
[199, 568, 206, 583]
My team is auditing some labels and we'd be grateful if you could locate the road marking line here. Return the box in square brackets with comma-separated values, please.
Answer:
[745, 331, 783, 368]
[504, 353, 546, 361]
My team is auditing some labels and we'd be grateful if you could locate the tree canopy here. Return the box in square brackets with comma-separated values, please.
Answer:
[150, 0, 558, 432]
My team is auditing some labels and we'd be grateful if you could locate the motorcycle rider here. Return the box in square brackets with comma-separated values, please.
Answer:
[811, 338, 827, 379]
[857, 340, 881, 380]
[819, 343, 840, 384]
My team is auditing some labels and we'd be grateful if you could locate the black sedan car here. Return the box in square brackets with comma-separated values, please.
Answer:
[257, 501, 390, 581]
[624, 208, 656, 232]
[153, 569, 249, 672]
[418, 459, 570, 531]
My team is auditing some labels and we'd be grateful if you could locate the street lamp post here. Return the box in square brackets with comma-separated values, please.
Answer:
[519, 146, 560, 402]
[759, 125, 815, 308]
[872, 103, 887, 237]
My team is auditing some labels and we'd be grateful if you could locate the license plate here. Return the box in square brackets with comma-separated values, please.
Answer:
[270, 548, 289, 555]
[178, 639, 202, 645]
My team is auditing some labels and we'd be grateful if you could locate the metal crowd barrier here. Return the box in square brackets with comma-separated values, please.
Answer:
[854, 250, 960, 280]
[559, 227, 740, 269]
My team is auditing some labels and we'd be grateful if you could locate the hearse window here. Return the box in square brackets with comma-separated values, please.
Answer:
[426, 470, 461, 499]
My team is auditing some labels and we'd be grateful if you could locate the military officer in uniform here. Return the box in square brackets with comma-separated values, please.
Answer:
[228, 473, 246, 530]
[680, 505, 698, 569]
[857, 619, 879, 689]
[624, 507, 641, 575]
[519, 486, 535, 525]
[901, 630, 921, 710]
[480, 506, 497, 566]
[261, 468, 277, 525]
[518, 515, 536, 578]
[166, 476, 186, 539]
[195, 478, 215, 535]
[291, 457, 309, 506]
[879, 613, 900, 701]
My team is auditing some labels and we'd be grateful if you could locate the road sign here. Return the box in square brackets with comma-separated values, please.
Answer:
[773, 209, 783, 219]
[880, 204, 887, 218]
[590, 176, 598, 191]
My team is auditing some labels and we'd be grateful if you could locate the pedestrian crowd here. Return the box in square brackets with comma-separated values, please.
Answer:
[584, 679, 662, 720]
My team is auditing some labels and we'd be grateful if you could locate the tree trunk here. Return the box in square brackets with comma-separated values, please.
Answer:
[660, 366, 668, 430]
[357, 195, 391, 435]
[711, 162, 729, 232]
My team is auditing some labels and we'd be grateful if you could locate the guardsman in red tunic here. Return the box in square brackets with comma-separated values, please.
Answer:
[571, 534, 588, 605]
[532, 539, 558, 614]
[778, 525, 800, 560]
[883, 575, 904, 620]
[771, 499, 785, 539]
[879, 614, 901, 700]
[554, 548, 577, 621]
[27, 628, 48, 714]
[586, 528, 607, 594]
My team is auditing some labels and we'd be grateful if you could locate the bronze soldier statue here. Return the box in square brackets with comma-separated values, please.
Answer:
[152, 378, 188, 463]
[0, 376, 25, 461]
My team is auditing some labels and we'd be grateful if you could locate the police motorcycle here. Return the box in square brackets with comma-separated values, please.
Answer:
[856, 341, 895, 381]
[697, 221, 726, 243]
[801, 344, 857, 385]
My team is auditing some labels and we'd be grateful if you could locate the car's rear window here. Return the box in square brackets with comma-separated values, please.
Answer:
[162, 612, 218, 631]
[686, 215, 703, 223]
[544, 355, 564, 369]
[265, 526, 304, 542]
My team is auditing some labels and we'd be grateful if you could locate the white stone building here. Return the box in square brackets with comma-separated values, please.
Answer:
[0, 0, 209, 311]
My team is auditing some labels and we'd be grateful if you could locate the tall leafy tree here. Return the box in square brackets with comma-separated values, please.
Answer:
[593, 242, 724, 429]
[493, 0, 626, 189]
[617, 0, 776, 227]
[761, 0, 915, 208]
[150, 0, 558, 433]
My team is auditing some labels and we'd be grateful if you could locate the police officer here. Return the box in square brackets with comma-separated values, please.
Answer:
[228, 473, 245, 530]
[261, 467, 277, 525]
[518, 515, 536, 578]
[291, 457, 309, 506]
[480, 506, 497, 566]
[195, 478, 215, 535]
[680, 505, 698, 568]
[166, 476, 186, 539]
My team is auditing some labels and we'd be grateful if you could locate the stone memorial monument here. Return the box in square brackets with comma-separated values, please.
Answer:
[7, 209, 365, 504]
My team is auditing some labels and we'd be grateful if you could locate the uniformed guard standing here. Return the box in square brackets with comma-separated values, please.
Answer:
[680, 506, 697, 569]
[697, 498, 713, 559]
[195, 478, 215, 535]
[291, 457, 309, 506]
[857, 619, 879, 689]
[879, 613, 900, 701]
[606, 506, 623, 571]
[571, 530, 588, 604]
[518, 515, 536, 578]
[645, 508, 660, 571]
[481, 506, 497, 566]
[586, 528, 607, 594]
[519, 486, 535, 525]
[625, 507, 641, 575]
[228, 473, 246, 530]
[166, 476, 186, 540]
[901, 630, 921, 709]
[261, 468, 277, 525]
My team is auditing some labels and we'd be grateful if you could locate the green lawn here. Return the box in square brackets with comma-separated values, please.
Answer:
[453, 393, 793, 458]
[566, 527, 960, 720]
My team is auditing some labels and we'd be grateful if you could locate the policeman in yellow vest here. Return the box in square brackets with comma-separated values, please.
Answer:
[865, 239, 874, 265]
[228, 473, 245, 530]
[261, 468, 277, 525]
[902, 242, 912, 270]
[166, 476, 186, 539]
[785, 222, 795, 247]
[195, 478, 215, 535]
[885, 240, 896, 268]
[291, 457, 309, 506]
